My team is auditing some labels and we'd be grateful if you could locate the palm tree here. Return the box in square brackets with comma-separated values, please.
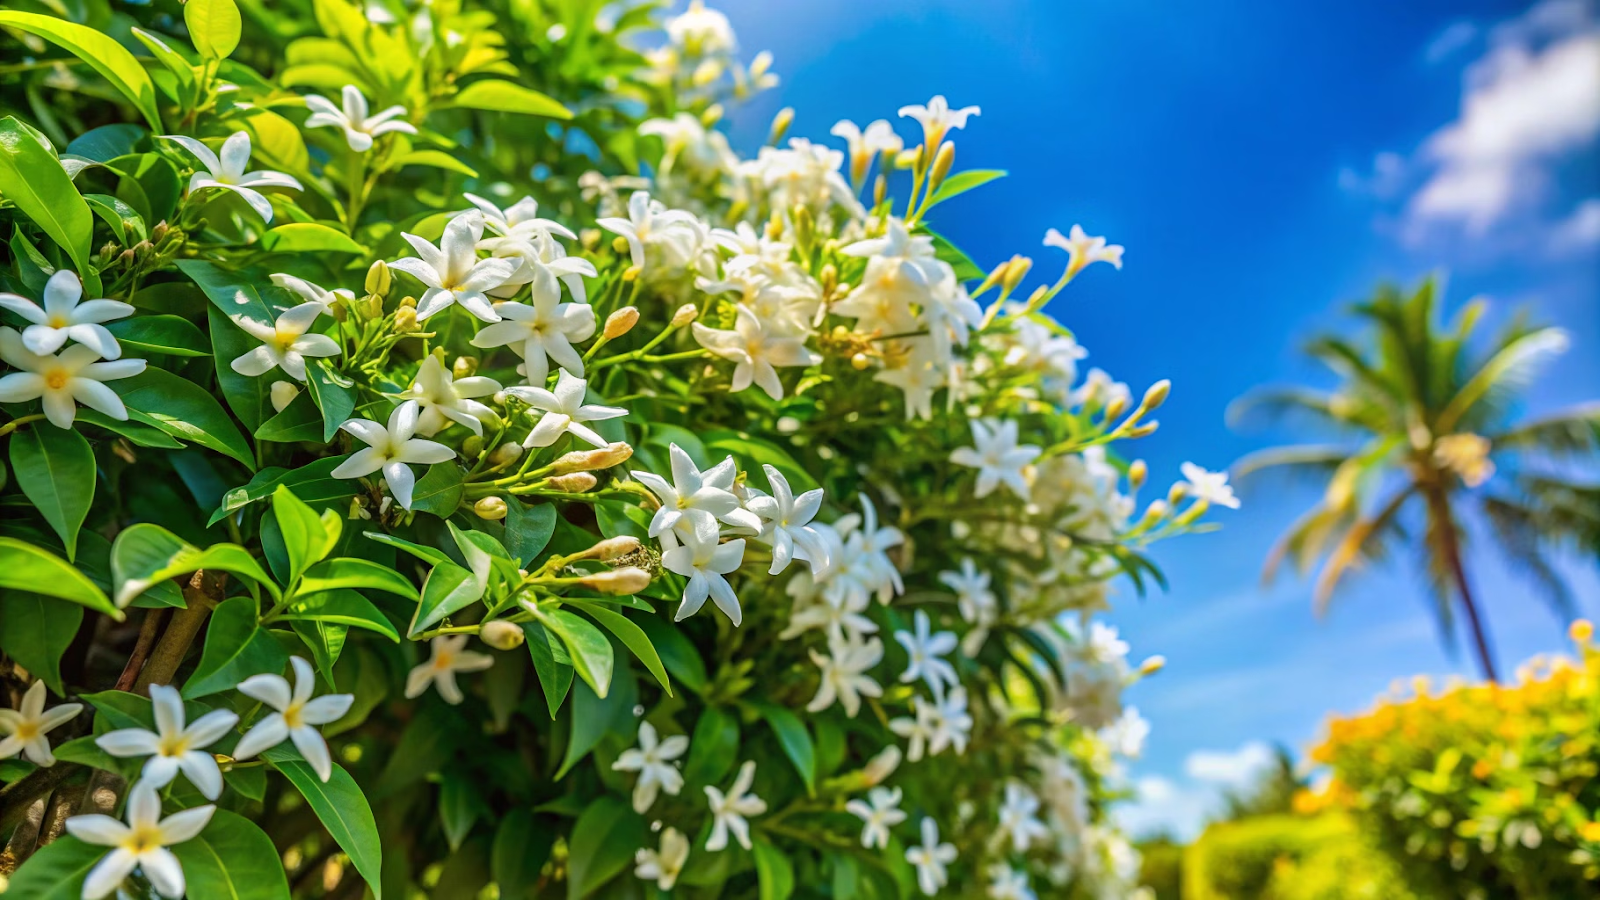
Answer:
[1230, 277, 1599, 681]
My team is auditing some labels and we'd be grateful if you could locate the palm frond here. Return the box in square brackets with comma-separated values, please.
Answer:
[1489, 402, 1600, 458]
[1227, 388, 1354, 434]
[1480, 494, 1578, 622]
[1311, 486, 1415, 614]
[1231, 444, 1353, 482]
[1436, 327, 1571, 434]
[1262, 504, 1349, 585]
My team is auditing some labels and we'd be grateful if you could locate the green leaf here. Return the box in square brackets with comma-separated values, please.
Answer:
[111, 522, 279, 608]
[9, 423, 95, 561]
[291, 618, 347, 686]
[0, 592, 82, 695]
[522, 619, 574, 718]
[51, 734, 121, 772]
[0, 14, 162, 130]
[0, 117, 96, 292]
[681, 706, 738, 787]
[206, 303, 275, 433]
[757, 703, 816, 796]
[0, 834, 102, 899]
[281, 589, 400, 642]
[82, 689, 155, 730]
[83, 193, 145, 244]
[76, 408, 184, 448]
[104, 315, 209, 357]
[753, 836, 796, 900]
[304, 359, 357, 442]
[929, 168, 1006, 204]
[451, 80, 572, 119]
[634, 614, 707, 694]
[131, 28, 197, 95]
[536, 608, 613, 698]
[185, 0, 243, 61]
[172, 809, 292, 900]
[392, 150, 478, 178]
[409, 561, 485, 637]
[439, 772, 485, 851]
[210, 456, 350, 527]
[254, 391, 325, 442]
[363, 531, 451, 567]
[492, 810, 555, 900]
[261, 222, 365, 253]
[113, 367, 255, 469]
[928, 229, 985, 283]
[572, 604, 671, 695]
[264, 745, 383, 899]
[565, 796, 646, 900]
[300, 557, 419, 600]
[702, 430, 820, 493]
[556, 665, 637, 779]
[408, 462, 464, 517]
[0, 537, 119, 618]
[504, 500, 558, 564]
[272, 484, 333, 582]
[182, 596, 289, 698]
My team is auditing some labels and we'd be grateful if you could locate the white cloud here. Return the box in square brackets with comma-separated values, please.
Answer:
[1425, 21, 1479, 64]
[1114, 741, 1281, 841]
[1550, 197, 1600, 251]
[1184, 740, 1277, 788]
[1338, 151, 1407, 199]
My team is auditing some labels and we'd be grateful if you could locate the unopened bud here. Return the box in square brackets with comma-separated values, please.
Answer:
[671, 303, 699, 328]
[453, 355, 479, 379]
[151, 221, 169, 242]
[490, 442, 522, 466]
[1023, 284, 1049, 312]
[1002, 255, 1033, 293]
[605, 306, 640, 339]
[550, 442, 634, 474]
[1137, 499, 1169, 528]
[873, 174, 888, 206]
[579, 566, 652, 595]
[592, 535, 642, 561]
[1126, 421, 1159, 438]
[329, 300, 348, 323]
[118, 248, 135, 264]
[820, 264, 838, 297]
[622, 265, 641, 282]
[1104, 395, 1129, 421]
[701, 103, 725, 126]
[365, 260, 391, 296]
[894, 147, 921, 170]
[1139, 655, 1166, 676]
[611, 236, 631, 255]
[1128, 459, 1147, 490]
[929, 141, 955, 189]
[851, 353, 871, 370]
[581, 228, 601, 251]
[462, 434, 484, 459]
[480, 619, 525, 650]
[768, 107, 794, 145]
[862, 745, 901, 786]
[1140, 379, 1170, 411]
[394, 307, 418, 333]
[473, 496, 508, 520]
[1167, 482, 1189, 505]
[399, 294, 417, 309]
[270, 381, 300, 413]
[364, 294, 384, 318]
[547, 472, 598, 492]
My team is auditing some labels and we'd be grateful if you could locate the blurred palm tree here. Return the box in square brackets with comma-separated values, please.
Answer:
[1230, 277, 1599, 681]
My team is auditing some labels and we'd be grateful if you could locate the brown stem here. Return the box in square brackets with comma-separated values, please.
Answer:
[1427, 487, 1499, 682]
[114, 607, 168, 691]
[133, 571, 226, 693]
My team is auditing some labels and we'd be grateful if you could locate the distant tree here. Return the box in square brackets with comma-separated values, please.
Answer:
[1219, 744, 1301, 820]
[1230, 278, 1599, 680]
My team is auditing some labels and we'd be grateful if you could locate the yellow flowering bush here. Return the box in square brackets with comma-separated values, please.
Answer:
[1310, 621, 1600, 899]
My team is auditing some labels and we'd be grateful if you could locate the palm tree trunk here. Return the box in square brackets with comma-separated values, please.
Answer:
[1429, 488, 1499, 682]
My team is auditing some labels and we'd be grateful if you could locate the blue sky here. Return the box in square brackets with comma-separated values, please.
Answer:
[714, 0, 1600, 837]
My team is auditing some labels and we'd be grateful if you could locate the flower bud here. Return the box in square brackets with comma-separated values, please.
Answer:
[1103, 394, 1129, 422]
[453, 355, 479, 379]
[270, 381, 300, 413]
[605, 306, 640, 339]
[851, 352, 870, 370]
[1139, 655, 1166, 676]
[1023, 284, 1049, 311]
[550, 442, 634, 474]
[929, 141, 955, 190]
[462, 434, 484, 459]
[399, 294, 417, 309]
[768, 107, 794, 145]
[365, 293, 384, 319]
[1128, 459, 1148, 490]
[365, 260, 391, 296]
[151, 221, 169, 242]
[671, 303, 699, 328]
[611, 236, 632, 255]
[873, 173, 888, 206]
[547, 472, 598, 492]
[894, 147, 921, 170]
[1126, 421, 1160, 438]
[579, 566, 653, 595]
[1137, 500, 1169, 528]
[1167, 482, 1189, 505]
[473, 496, 508, 520]
[701, 103, 725, 126]
[862, 745, 901, 786]
[480, 620, 525, 650]
[394, 307, 418, 333]
[622, 264, 642, 282]
[1001, 255, 1033, 294]
[581, 228, 602, 251]
[1571, 619, 1594, 645]
[1140, 379, 1171, 412]
[820, 264, 839, 298]
[592, 535, 642, 561]
[490, 442, 522, 467]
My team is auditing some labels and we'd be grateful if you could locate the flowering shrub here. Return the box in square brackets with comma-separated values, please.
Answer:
[1310, 622, 1600, 899]
[0, 2, 1227, 898]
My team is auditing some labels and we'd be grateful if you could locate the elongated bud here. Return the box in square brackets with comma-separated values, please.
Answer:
[605, 306, 640, 339]
[453, 355, 479, 379]
[547, 472, 598, 492]
[1103, 394, 1129, 422]
[768, 107, 794, 145]
[671, 303, 699, 328]
[1167, 482, 1189, 505]
[480, 620, 525, 650]
[873, 173, 888, 206]
[579, 566, 652, 595]
[702, 103, 725, 127]
[594, 535, 642, 561]
[1137, 499, 1169, 528]
[1138, 655, 1166, 676]
[270, 381, 300, 413]
[611, 235, 631, 255]
[490, 442, 522, 467]
[862, 745, 901, 786]
[1023, 284, 1049, 312]
[1128, 459, 1148, 491]
[820, 264, 838, 298]
[394, 307, 418, 333]
[473, 496, 508, 520]
[549, 442, 634, 474]
[365, 294, 384, 318]
[1140, 379, 1170, 412]
[399, 295, 417, 309]
[365, 260, 391, 296]
[1002, 255, 1033, 293]
[895, 147, 921, 170]
[622, 265, 642, 282]
[1126, 421, 1160, 438]
[151, 221, 169, 242]
[463, 436, 485, 460]
[929, 141, 955, 190]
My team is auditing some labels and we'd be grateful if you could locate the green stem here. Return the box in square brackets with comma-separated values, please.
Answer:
[0, 415, 45, 439]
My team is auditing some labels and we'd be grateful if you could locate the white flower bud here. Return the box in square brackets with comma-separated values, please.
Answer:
[474, 497, 508, 520]
[480, 620, 525, 651]
[1140, 379, 1171, 412]
[578, 566, 652, 595]
[604, 306, 640, 339]
[270, 381, 300, 413]
[862, 745, 902, 786]
[490, 442, 522, 466]
[547, 472, 597, 492]
[671, 303, 699, 328]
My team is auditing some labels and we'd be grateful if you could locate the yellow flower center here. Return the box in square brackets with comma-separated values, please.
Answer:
[434, 651, 455, 670]
[43, 369, 69, 391]
[48, 314, 69, 329]
[157, 734, 191, 757]
[124, 824, 165, 855]
[282, 703, 304, 730]
[12, 721, 39, 741]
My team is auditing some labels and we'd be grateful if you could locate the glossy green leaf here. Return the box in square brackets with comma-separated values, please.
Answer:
[451, 79, 572, 119]
[300, 557, 419, 600]
[929, 168, 1007, 204]
[104, 315, 209, 357]
[171, 809, 292, 900]
[131, 28, 197, 95]
[504, 500, 558, 564]
[0, 592, 82, 695]
[409, 462, 465, 517]
[0, 834, 102, 899]
[272, 484, 333, 582]
[572, 603, 671, 695]
[635, 614, 707, 694]
[556, 664, 636, 779]
[185, 0, 243, 60]
[264, 745, 383, 899]
[0, 116, 96, 291]
[281, 588, 400, 642]
[254, 391, 325, 442]
[682, 705, 738, 787]
[392, 150, 478, 178]
[363, 531, 451, 567]
[0, 14, 162, 129]
[291, 617, 347, 686]
[522, 619, 575, 718]
[83, 193, 145, 244]
[0, 537, 119, 618]
[205, 302, 276, 433]
[76, 408, 184, 448]
[537, 607, 613, 698]
[757, 702, 816, 796]
[183, 596, 288, 698]
[261, 222, 364, 253]
[9, 423, 95, 561]
[564, 796, 646, 900]
[113, 366, 255, 469]
[409, 560, 485, 637]
[111, 522, 279, 608]
[304, 359, 356, 442]
[753, 836, 796, 900]
[210, 456, 350, 526]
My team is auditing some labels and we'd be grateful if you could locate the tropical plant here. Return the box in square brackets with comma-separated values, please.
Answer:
[0, 1, 1224, 898]
[1230, 277, 1599, 680]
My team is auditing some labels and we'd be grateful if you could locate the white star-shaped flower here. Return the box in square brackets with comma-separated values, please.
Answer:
[95, 684, 238, 800]
[303, 84, 416, 152]
[661, 517, 748, 625]
[888, 696, 936, 762]
[232, 657, 354, 782]
[395, 354, 501, 437]
[905, 817, 958, 896]
[163, 131, 302, 223]
[269, 274, 354, 313]
[987, 864, 1037, 900]
[1044, 225, 1124, 278]
[0, 680, 81, 767]
[230, 301, 340, 383]
[390, 211, 517, 322]
[612, 721, 689, 813]
[0, 270, 133, 359]
[704, 760, 767, 851]
[65, 780, 212, 900]
[846, 786, 907, 850]
[996, 782, 1049, 853]
[632, 443, 760, 541]
[464, 192, 574, 243]
[939, 558, 996, 628]
[692, 304, 820, 401]
[330, 400, 456, 510]
[405, 634, 494, 705]
[949, 418, 1039, 500]
[807, 633, 884, 717]
[596, 191, 701, 270]
[747, 464, 828, 575]
[470, 265, 595, 386]
[895, 609, 959, 698]
[504, 370, 627, 449]
[1179, 461, 1241, 509]
[831, 118, 903, 184]
[634, 827, 690, 890]
[898, 95, 980, 148]
[0, 326, 145, 429]
[927, 687, 974, 756]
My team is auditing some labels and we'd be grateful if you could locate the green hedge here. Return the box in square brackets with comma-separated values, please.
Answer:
[1182, 814, 1418, 900]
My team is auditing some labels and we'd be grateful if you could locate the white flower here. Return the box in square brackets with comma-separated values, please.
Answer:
[303, 84, 416, 152]
[666, 0, 736, 53]
[988, 864, 1037, 900]
[996, 782, 1049, 853]
[889, 695, 937, 762]
[633, 443, 761, 541]
[692, 304, 820, 400]
[65, 781, 212, 900]
[634, 827, 691, 890]
[876, 341, 945, 422]
[704, 760, 766, 851]
[330, 400, 455, 510]
[390, 211, 517, 322]
[831, 118, 903, 184]
[904, 817, 958, 896]
[950, 418, 1039, 500]
[464, 193, 575, 242]
[94, 684, 238, 800]
[404, 634, 494, 705]
[232, 657, 354, 782]
[269, 274, 354, 312]
[807, 633, 884, 717]
[612, 721, 689, 813]
[927, 687, 974, 756]
[661, 518, 747, 625]
[230, 301, 340, 383]
[270, 380, 300, 412]
[1100, 706, 1150, 758]
[504, 370, 627, 449]
[939, 558, 996, 629]
[596, 191, 701, 270]
[747, 464, 827, 574]
[1081, 621, 1130, 666]
[163, 131, 302, 223]
[641, 113, 736, 175]
[1044, 225, 1124, 278]
[895, 609, 959, 698]
[898, 95, 981, 148]
[1179, 461, 1240, 509]
[0, 680, 81, 767]
[0, 327, 145, 429]
[0, 270, 133, 358]
[470, 266, 595, 386]
[395, 354, 501, 437]
[846, 786, 907, 850]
